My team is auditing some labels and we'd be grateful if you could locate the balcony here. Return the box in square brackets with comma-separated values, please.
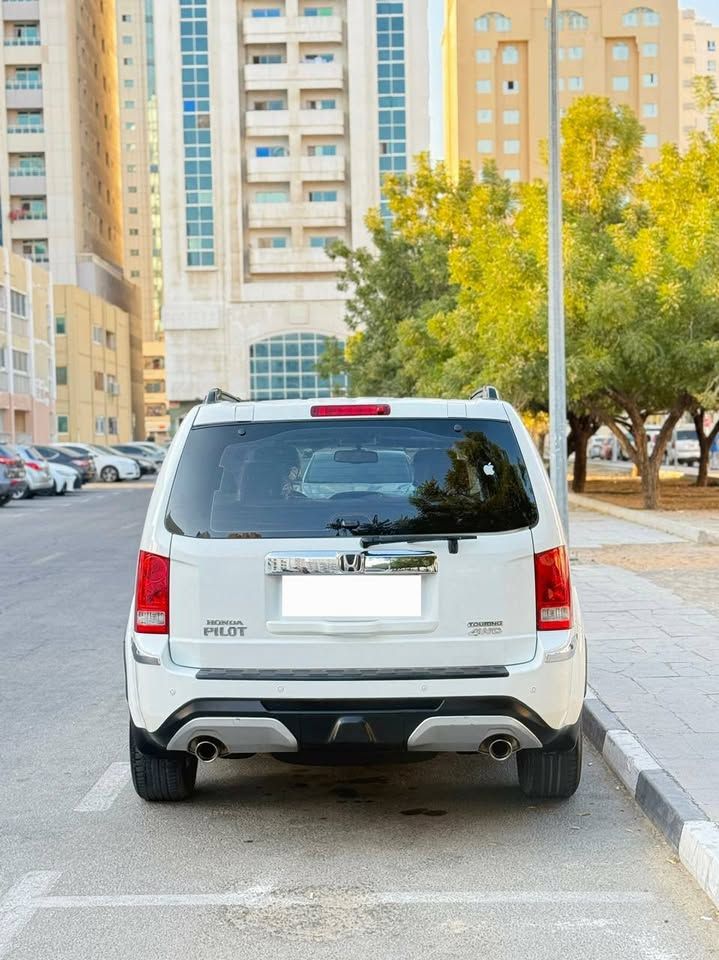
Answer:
[244, 60, 343, 89]
[249, 246, 338, 275]
[246, 155, 292, 182]
[4, 83, 42, 109]
[2, 1, 41, 20]
[242, 14, 342, 44]
[13, 372, 30, 394]
[248, 200, 345, 228]
[9, 210, 47, 239]
[0, 371, 8, 392]
[297, 108, 344, 135]
[300, 155, 345, 180]
[7, 125, 43, 151]
[245, 110, 290, 136]
[8, 169, 45, 194]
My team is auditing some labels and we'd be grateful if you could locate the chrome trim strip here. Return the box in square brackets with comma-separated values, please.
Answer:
[131, 638, 161, 666]
[265, 548, 438, 576]
[407, 716, 542, 752]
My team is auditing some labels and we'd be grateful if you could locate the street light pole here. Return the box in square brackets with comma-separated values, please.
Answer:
[547, 0, 569, 534]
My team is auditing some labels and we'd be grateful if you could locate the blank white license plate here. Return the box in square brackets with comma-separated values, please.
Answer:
[281, 575, 421, 618]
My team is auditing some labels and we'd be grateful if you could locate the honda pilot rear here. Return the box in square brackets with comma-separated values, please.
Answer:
[125, 392, 585, 802]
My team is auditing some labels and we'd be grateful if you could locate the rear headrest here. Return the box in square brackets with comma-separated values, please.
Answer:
[413, 448, 449, 487]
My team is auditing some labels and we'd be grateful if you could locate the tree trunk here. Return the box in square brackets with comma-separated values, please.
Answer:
[641, 457, 661, 509]
[567, 412, 594, 494]
[692, 409, 719, 488]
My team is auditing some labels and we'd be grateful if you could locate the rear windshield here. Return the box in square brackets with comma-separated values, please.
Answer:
[676, 430, 696, 442]
[166, 418, 538, 539]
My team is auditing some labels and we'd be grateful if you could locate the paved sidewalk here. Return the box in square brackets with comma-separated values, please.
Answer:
[571, 508, 719, 823]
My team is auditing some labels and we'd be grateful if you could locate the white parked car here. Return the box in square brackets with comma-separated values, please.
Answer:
[9, 444, 53, 499]
[670, 428, 701, 467]
[125, 390, 586, 802]
[47, 460, 82, 495]
[62, 443, 140, 483]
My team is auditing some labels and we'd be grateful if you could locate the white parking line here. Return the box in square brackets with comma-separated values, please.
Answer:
[30, 552, 64, 567]
[73, 763, 131, 812]
[30, 888, 654, 910]
[0, 872, 61, 959]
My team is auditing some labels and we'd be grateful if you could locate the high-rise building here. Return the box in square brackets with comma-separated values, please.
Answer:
[116, 0, 169, 439]
[0, 0, 144, 438]
[443, 0, 682, 183]
[680, 8, 719, 147]
[154, 0, 429, 416]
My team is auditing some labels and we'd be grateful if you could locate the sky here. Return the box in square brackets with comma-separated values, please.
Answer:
[427, 0, 719, 161]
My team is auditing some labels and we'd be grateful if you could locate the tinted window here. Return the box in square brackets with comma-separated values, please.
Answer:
[166, 418, 538, 539]
[676, 430, 696, 441]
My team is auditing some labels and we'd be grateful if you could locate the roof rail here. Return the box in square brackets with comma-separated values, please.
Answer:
[470, 385, 502, 401]
[203, 387, 243, 405]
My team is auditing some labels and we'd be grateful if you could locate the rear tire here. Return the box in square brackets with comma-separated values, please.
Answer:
[517, 731, 582, 800]
[101, 465, 119, 483]
[129, 721, 198, 802]
[53, 480, 66, 496]
[0, 494, 9, 506]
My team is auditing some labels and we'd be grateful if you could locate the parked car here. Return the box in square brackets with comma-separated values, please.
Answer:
[588, 435, 606, 459]
[62, 443, 141, 483]
[36, 444, 96, 483]
[0, 444, 28, 499]
[669, 428, 701, 467]
[126, 390, 586, 802]
[0, 462, 12, 506]
[133, 441, 167, 461]
[9, 444, 54, 499]
[115, 442, 166, 465]
[47, 460, 82, 495]
[104, 444, 158, 475]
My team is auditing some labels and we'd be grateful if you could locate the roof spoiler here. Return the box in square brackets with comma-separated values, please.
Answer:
[469, 385, 502, 401]
[203, 388, 243, 405]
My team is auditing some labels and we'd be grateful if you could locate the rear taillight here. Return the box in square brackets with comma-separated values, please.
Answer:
[0, 456, 11, 465]
[135, 550, 169, 633]
[26, 461, 42, 471]
[534, 546, 572, 631]
[311, 403, 391, 417]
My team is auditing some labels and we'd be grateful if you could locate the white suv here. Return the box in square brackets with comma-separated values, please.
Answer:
[125, 391, 586, 802]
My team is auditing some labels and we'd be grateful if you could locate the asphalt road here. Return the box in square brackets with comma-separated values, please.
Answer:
[1, 484, 717, 960]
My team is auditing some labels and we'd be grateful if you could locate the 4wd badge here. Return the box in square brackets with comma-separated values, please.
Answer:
[467, 620, 503, 636]
[203, 619, 247, 637]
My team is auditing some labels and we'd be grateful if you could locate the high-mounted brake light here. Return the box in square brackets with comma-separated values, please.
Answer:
[534, 546, 572, 631]
[310, 403, 391, 417]
[135, 550, 170, 634]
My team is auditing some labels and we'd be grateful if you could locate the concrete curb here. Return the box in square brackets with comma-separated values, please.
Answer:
[583, 690, 719, 908]
[569, 492, 719, 545]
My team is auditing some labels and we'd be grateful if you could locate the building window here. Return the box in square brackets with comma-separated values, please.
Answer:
[250, 332, 347, 401]
[123, 79, 134, 88]
[642, 43, 658, 57]
[55, 315, 66, 335]
[251, 7, 282, 16]
[124, 100, 135, 109]
[503, 139, 520, 154]
[123, 57, 133, 65]
[643, 103, 658, 117]
[643, 132, 658, 147]
[255, 190, 289, 202]
[613, 42, 629, 61]
[144, 356, 165, 370]
[106, 331, 116, 350]
[375, 1, 407, 220]
[145, 380, 165, 393]
[10, 291, 28, 318]
[57, 415, 68, 433]
[475, 12, 512, 32]
[309, 236, 338, 248]
[477, 109, 493, 123]
[503, 79, 519, 94]
[476, 79, 492, 93]
[476, 48, 492, 63]
[56, 366, 67, 385]
[95, 416, 106, 434]
[304, 7, 334, 15]
[255, 145, 288, 157]
[504, 169, 520, 182]
[623, 7, 660, 27]
[567, 46, 583, 59]
[643, 72, 658, 87]
[92, 325, 103, 344]
[180, 0, 215, 267]
[708, 40, 716, 53]
[258, 236, 288, 248]
[613, 76, 630, 91]
[94, 371, 105, 391]
[709, 60, 717, 73]
[252, 53, 285, 64]
[477, 139, 493, 154]
[501, 45, 519, 64]
[307, 144, 337, 156]
[12, 350, 29, 372]
[503, 109, 520, 124]
[568, 76, 583, 91]
[108, 416, 118, 435]
[121, 13, 132, 21]
[308, 190, 337, 202]
[556, 11, 588, 30]
[305, 98, 335, 110]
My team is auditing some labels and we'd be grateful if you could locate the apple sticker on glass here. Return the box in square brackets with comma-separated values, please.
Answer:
[483, 463, 495, 477]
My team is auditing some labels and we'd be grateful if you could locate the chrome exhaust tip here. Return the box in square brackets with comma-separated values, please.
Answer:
[191, 738, 222, 763]
[485, 736, 518, 762]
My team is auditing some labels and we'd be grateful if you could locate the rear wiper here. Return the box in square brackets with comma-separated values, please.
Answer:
[358, 534, 478, 555]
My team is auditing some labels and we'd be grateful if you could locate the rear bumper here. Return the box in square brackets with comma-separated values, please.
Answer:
[132, 697, 581, 758]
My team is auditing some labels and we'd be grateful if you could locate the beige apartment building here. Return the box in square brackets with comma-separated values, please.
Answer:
[54, 285, 134, 443]
[680, 8, 719, 146]
[154, 0, 429, 416]
[0, 245, 53, 444]
[443, 0, 683, 182]
[116, 0, 168, 438]
[0, 0, 144, 438]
